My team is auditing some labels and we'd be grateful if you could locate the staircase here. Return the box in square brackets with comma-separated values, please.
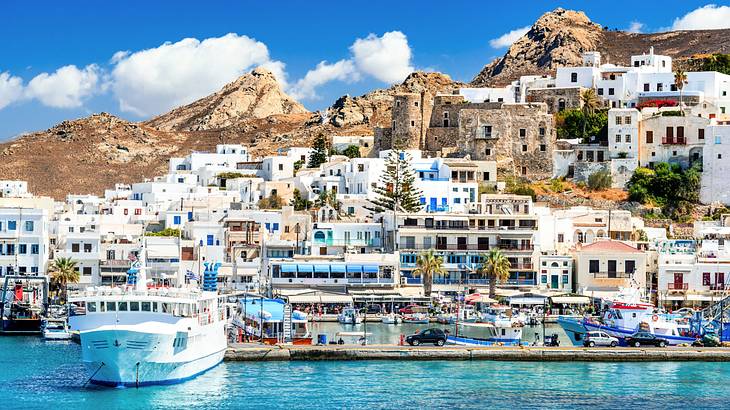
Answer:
[283, 304, 292, 343]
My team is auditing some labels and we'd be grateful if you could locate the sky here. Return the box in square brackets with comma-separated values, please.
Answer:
[1, 0, 729, 141]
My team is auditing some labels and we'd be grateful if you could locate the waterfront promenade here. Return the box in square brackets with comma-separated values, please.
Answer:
[226, 344, 730, 362]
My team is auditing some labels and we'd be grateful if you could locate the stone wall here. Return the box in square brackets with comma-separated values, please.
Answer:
[574, 161, 609, 183]
[610, 158, 638, 188]
[526, 87, 584, 114]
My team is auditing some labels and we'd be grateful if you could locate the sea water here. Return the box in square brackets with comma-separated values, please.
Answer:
[4, 335, 730, 409]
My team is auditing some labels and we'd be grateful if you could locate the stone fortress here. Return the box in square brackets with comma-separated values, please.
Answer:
[376, 90, 557, 181]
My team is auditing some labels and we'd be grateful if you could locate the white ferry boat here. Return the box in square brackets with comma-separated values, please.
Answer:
[68, 261, 228, 387]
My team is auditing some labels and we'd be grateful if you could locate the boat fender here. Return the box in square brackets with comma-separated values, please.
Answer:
[652, 314, 659, 322]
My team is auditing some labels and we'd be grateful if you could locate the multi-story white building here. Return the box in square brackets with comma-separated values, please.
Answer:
[0, 208, 50, 275]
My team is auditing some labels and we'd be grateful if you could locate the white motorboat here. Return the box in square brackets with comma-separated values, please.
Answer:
[42, 318, 72, 340]
[337, 308, 362, 325]
[68, 261, 228, 387]
[448, 322, 523, 346]
[381, 313, 401, 324]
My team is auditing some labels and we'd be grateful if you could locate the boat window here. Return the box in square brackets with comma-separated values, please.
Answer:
[87, 302, 97, 313]
[118, 302, 128, 311]
[99, 301, 106, 312]
[162, 303, 172, 314]
[173, 303, 181, 316]
[141, 302, 151, 312]
[106, 302, 116, 311]
[153, 302, 159, 312]
[130, 301, 140, 311]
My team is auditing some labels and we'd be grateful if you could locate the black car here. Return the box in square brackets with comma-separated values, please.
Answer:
[406, 328, 447, 346]
[625, 332, 668, 347]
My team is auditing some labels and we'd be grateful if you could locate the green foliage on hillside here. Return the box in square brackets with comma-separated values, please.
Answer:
[627, 162, 701, 220]
[587, 170, 612, 191]
[698, 54, 730, 75]
[146, 228, 181, 237]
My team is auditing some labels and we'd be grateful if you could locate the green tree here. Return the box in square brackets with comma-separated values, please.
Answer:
[308, 134, 329, 168]
[478, 249, 512, 299]
[587, 170, 612, 191]
[293, 160, 304, 173]
[342, 145, 361, 159]
[50, 257, 79, 303]
[674, 69, 687, 114]
[290, 189, 312, 211]
[145, 228, 181, 237]
[315, 189, 340, 212]
[580, 88, 601, 139]
[367, 150, 423, 213]
[555, 109, 607, 141]
[412, 250, 446, 301]
[626, 162, 701, 219]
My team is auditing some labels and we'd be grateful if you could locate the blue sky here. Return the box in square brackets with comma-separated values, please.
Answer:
[1, 0, 728, 140]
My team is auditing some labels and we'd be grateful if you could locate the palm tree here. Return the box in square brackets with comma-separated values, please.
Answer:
[478, 249, 512, 299]
[49, 257, 79, 303]
[580, 88, 601, 140]
[412, 249, 446, 301]
[674, 69, 688, 115]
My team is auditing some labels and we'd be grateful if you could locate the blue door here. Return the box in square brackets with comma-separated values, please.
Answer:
[429, 198, 437, 211]
[206, 235, 214, 246]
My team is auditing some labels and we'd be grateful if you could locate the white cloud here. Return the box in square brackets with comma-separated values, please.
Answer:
[489, 26, 530, 48]
[25, 64, 100, 108]
[627, 21, 644, 33]
[110, 33, 276, 117]
[671, 4, 730, 30]
[0, 72, 24, 110]
[350, 31, 414, 83]
[288, 60, 358, 100]
[259, 60, 289, 90]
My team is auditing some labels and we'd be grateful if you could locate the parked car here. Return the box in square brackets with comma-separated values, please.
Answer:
[583, 331, 619, 347]
[625, 332, 668, 348]
[406, 328, 447, 346]
[398, 304, 422, 315]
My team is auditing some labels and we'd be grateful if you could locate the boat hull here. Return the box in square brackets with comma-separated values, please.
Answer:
[79, 323, 226, 387]
[557, 317, 696, 346]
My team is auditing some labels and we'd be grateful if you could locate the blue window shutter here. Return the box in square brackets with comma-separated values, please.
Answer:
[206, 235, 214, 246]
[273, 223, 279, 231]
[187, 211, 193, 221]
[173, 216, 181, 225]
[8, 221, 16, 230]
[265, 223, 270, 231]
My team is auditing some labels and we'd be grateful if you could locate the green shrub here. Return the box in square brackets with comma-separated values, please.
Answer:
[587, 170, 612, 191]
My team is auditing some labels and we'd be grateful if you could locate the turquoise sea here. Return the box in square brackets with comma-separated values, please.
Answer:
[4, 334, 730, 410]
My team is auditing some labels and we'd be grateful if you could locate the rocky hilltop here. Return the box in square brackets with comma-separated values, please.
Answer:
[473, 8, 730, 86]
[145, 67, 308, 131]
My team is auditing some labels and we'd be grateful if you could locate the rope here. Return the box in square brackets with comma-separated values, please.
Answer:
[136, 362, 140, 388]
[83, 362, 105, 388]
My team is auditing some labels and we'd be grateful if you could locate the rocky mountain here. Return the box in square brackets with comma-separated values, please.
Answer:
[472, 8, 730, 86]
[145, 67, 308, 131]
[325, 71, 463, 128]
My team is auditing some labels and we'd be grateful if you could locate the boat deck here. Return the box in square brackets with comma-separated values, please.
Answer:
[226, 344, 730, 362]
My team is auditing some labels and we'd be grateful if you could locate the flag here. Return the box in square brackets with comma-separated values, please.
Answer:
[185, 270, 199, 281]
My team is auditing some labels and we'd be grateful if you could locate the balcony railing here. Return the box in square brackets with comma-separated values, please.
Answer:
[398, 243, 532, 252]
[592, 271, 633, 278]
[667, 283, 689, 290]
[399, 224, 536, 231]
[662, 136, 686, 145]
[710, 284, 728, 291]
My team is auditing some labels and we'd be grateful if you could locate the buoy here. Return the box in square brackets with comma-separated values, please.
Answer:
[652, 314, 659, 322]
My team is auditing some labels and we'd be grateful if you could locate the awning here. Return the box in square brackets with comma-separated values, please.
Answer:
[509, 297, 546, 305]
[313, 265, 330, 273]
[330, 265, 347, 273]
[280, 264, 296, 273]
[550, 296, 591, 304]
[287, 293, 353, 304]
[363, 265, 379, 274]
[297, 264, 313, 273]
[347, 265, 363, 273]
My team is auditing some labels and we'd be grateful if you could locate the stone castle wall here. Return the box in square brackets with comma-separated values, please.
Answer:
[526, 87, 584, 114]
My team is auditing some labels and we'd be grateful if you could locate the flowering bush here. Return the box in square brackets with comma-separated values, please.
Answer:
[637, 99, 678, 110]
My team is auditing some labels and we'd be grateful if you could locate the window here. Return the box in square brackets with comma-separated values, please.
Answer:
[625, 116, 631, 125]
[485, 148, 491, 156]
[646, 131, 653, 144]
[519, 128, 526, 137]
[25, 221, 33, 232]
[671, 84, 677, 91]
[717, 135, 722, 145]
[31, 244, 38, 254]
[570, 72, 578, 82]
[673, 151, 677, 156]
[608, 88, 614, 95]
[118, 301, 128, 311]
[141, 302, 151, 312]
[643, 83, 650, 92]
[719, 154, 723, 160]
[562, 275, 569, 284]
[539, 127, 545, 137]
[106, 302, 116, 311]
[83, 267, 92, 276]
[414, 101, 419, 107]
[87, 302, 97, 313]
[557, 233, 564, 243]
[597, 88, 604, 96]
[482, 125, 492, 137]
[657, 83, 663, 92]
[699, 129, 705, 140]
[395, 100, 401, 107]
[84, 243, 92, 253]
[68, 227, 74, 233]
[71, 243, 80, 253]
[589, 260, 600, 273]
[130, 301, 140, 311]
[134, 208, 142, 215]
[615, 135, 621, 143]
[278, 164, 284, 171]
[521, 166, 527, 176]
[625, 135, 631, 143]
[206, 235, 214, 246]
[18, 244, 27, 254]
[410, 120, 415, 126]
[123, 208, 128, 215]
[522, 144, 528, 152]
[7, 221, 16, 231]
[615, 116, 622, 125]
[540, 144, 546, 152]
[703, 272, 711, 286]
[173, 215, 181, 225]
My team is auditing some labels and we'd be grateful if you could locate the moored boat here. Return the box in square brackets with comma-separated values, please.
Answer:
[42, 318, 72, 340]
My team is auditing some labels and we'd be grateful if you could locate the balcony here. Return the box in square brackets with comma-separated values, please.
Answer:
[592, 271, 633, 278]
[710, 284, 728, 291]
[662, 136, 686, 145]
[667, 283, 689, 290]
[399, 224, 536, 231]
